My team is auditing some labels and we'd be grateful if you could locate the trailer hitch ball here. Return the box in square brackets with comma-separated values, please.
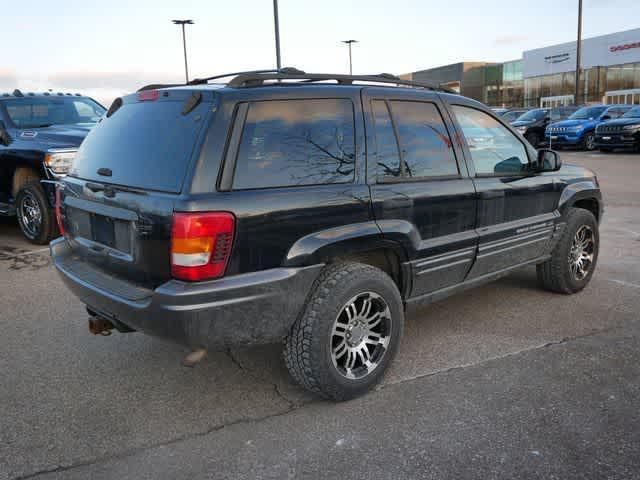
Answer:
[88, 316, 114, 336]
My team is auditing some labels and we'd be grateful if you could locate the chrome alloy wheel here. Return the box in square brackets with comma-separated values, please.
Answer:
[330, 292, 392, 380]
[568, 225, 595, 281]
[19, 191, 42, 238]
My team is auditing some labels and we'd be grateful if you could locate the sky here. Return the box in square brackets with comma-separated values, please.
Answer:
[1, 0, 638, 106]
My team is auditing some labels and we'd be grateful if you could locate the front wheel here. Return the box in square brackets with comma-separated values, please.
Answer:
[16, 181, 57, 244]
[537, 207, 599, 294]
[583, 132, 596, 151]
[284, 262, 404, 401]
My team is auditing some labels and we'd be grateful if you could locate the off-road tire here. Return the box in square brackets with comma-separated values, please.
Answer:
[284, 262, 404, 401]
[537, 207, 599, 294]
[16, 181, 56, 244]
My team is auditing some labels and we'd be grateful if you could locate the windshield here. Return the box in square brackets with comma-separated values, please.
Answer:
[2, 97, 106, 129]
[622, 107, 640, 118]
[569, 106, 607, 120]
[516, 109, 547, 122]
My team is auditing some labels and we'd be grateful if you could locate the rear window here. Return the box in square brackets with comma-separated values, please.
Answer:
[71, 98, 209, 193]
[232, 99, 355, 190]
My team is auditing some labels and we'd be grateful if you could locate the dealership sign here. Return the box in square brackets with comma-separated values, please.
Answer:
[544, 53, 571, 64]
[523, 28, 640, 78]
[610, 41, 640, 52]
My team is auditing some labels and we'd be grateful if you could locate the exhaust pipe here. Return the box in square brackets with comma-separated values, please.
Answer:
[88, 316, 114, 336]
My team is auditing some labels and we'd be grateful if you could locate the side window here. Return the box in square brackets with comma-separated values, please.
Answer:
[372, 100, 401, 178]
[232, 99, 355, 189]
[452, 105, 529, 176]
[388, 101, 458, 178]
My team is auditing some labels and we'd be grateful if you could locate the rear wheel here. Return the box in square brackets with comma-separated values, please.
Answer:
[16, 181, 56, 244]
[583, 132, 596, 151]
[537, 208, 599, 294]
[284, 262, 404, 401]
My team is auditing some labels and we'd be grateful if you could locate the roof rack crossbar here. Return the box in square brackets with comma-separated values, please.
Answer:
[226, 71, 454, 93]
[188, 67, 305, 85]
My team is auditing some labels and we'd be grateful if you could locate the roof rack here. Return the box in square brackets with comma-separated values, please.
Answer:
[225, 70, 455, 93]
[138, 68, 455, 94]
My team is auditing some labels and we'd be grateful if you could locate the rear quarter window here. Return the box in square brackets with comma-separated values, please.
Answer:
[232, 99, 355, 190]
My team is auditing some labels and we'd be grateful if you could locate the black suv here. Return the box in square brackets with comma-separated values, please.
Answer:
[0, 90, 105, 243]
[512, 105, 579, 147]
[51, 70, 603, 401]
[595, 105, 640, 152]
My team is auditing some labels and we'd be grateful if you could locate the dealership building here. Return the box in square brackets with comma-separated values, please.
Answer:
[402, 28, 640, 108]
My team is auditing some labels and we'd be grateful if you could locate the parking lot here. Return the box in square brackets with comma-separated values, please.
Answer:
[1, 151, 639, 479]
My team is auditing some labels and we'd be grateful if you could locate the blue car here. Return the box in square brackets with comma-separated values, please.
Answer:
[545, 105, 633, 151]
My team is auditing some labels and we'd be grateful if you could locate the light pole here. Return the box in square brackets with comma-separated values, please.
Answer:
[172, 19, 194, 83]
[342, 40, 358, 75]
[574, 0, 583, 104]
[273, 0, 282, 70]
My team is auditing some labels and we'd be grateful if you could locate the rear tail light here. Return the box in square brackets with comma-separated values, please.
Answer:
[171, 212, 235, 281]
[55, 185, 65, 236]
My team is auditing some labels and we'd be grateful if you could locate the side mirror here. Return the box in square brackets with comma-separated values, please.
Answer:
[0, 121, 11, 146]
[536, 149, 562, 172]
[601, 115, 611, 121]
[544, 116, 551, 122]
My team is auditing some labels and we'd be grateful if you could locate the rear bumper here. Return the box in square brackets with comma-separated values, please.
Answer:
[51, 238, 323, 349]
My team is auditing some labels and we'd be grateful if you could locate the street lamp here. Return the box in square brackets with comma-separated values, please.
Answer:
[273, 0, 282, 70]
[172, 19, 194, 83]
[342, 40, 358, 75]
[574, 0, 583, 104]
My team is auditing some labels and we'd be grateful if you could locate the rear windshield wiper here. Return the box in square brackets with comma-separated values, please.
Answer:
[85, 181, 148, 196]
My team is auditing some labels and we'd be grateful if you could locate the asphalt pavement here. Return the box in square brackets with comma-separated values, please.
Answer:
[1, 151, 639, 479]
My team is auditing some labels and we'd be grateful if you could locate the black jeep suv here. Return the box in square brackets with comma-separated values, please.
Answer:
[512, 105, 579, 147]
[0, 90, 105, 243]
[51, 70, 602, 400]
[595, 105, 640, 152]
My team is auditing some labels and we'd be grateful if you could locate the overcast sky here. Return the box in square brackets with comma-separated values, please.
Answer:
[1, 0, 638, 105]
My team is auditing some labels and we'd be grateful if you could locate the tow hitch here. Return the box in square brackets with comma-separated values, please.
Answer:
[88, 316, 114, 336]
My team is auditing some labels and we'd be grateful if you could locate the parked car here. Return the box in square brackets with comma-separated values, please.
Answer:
[545, 105, 632, 151]
[498, 108, 531, 123]
[595, 105, 640, 152]
[512, 106, 579, 147]
[51, 70, 603, 401]
[0, 90, 106, 243]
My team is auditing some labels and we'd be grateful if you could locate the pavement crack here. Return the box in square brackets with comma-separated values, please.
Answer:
[225, 348, 298, 410]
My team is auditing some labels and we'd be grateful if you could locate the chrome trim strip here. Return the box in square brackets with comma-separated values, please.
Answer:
[414, 247, 476, 269]
[416, 258, 472, 276]
[477, 236, 549, 259]
[479, 228, 553, 252]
